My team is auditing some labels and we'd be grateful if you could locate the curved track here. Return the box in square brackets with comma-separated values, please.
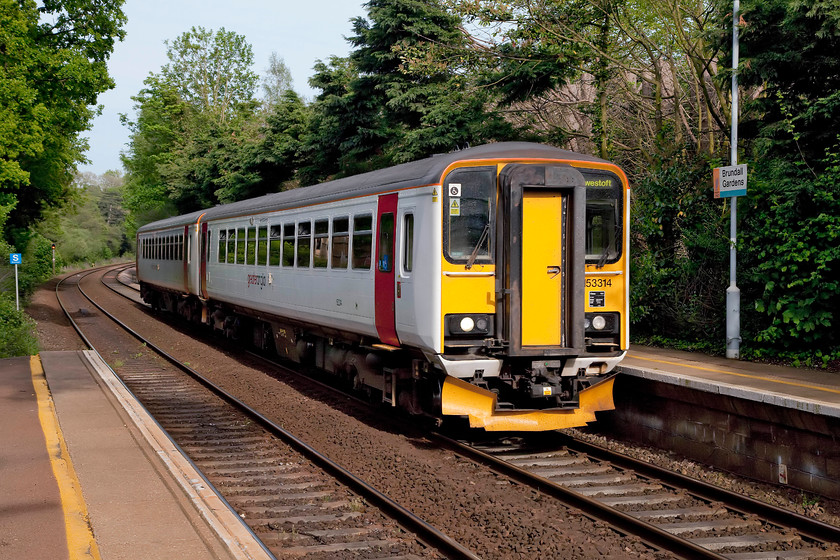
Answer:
[56, 265, 477, 560]
[91, 264, 840, 559]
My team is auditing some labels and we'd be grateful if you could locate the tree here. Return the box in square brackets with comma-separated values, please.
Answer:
[299, 0, 518, 182]
[261, 52, 294, 110]
[0, 0, 126, 243]
[122, 27, 260, 217]
[729, 0, 840, 361]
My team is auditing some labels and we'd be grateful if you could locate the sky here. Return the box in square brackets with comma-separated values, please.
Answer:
[79, 0, 367, 175]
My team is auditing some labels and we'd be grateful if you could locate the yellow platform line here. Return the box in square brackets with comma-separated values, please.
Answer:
[30, 355, 101, 560]
[627, 353, 840, 396]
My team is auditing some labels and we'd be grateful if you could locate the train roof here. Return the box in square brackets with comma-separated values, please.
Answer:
[137, 142, 608, 233]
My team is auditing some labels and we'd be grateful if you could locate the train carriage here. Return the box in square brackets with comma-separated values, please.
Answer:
[137, 142, 630, 431]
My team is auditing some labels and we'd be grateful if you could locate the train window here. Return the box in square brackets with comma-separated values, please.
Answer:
[352, 215, 373, 269]
[257, 226, 268, 266]
[282, 223, 295, 266]
[377, 213, 394, 273]
[403, 214, 414, 273]
[313, 220, 329, 268]
[331, 217, 349, 269]
[581, 171, 622, 265]
[218, 230, 227, 263]
[227, 229, 236, 264]
[246, 227, 257, 265]
[297, 221, 311, 268]
[179, 234, 184, 261]
[269, 225, 282, 266]
[443, 167, 496, 265]
[236, 228, 246, 264]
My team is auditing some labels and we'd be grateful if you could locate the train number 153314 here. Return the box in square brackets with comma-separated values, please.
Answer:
[585, 278, 612, 288]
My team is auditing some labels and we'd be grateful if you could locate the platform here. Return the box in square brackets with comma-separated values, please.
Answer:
[0, 351, 272, 560]
[608, 346, 840, 498]
[621, 346, 840, 418]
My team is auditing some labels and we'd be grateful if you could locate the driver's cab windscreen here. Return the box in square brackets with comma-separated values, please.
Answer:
[443, 166, 496, 265]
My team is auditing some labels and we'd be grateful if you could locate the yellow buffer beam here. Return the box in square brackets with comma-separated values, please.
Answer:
[441, 375, 616, 431]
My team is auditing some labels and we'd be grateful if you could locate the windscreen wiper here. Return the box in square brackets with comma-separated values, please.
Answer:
[466, 223, 491, 270]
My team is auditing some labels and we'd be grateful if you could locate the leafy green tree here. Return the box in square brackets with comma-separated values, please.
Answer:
[261, 52, 294, 111]
[122, 27, 260, 217]
[300, 0, 518, 183]
[0, 0, 126, 243]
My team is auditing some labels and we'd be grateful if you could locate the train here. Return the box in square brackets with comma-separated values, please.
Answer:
[136, 142, 630, 431]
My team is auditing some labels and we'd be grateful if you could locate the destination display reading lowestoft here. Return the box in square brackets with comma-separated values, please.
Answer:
[713, 163, 748, 198]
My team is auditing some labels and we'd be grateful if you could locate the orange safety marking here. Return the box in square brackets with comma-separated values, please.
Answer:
[627, 353, 840, 396]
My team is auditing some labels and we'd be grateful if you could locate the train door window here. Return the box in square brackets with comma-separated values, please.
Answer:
[352, 214, 373, 269]
[218, 230, 227, 263]
[227, 229, 236, 264]
[442, 166, 496, 264]
[179, 234, 184, 261]
[377, 213, 394, 273]
[246, 227, 257, 265]
[269, 225, 282, 266]
[236, 228, 246, 264]
[581, 171, 622, 265]
[402, 214, 414, 274]
[257, 226, 268, 266]
[313, 219, 329, 268]
[296, 221, 311, 268]
[282, 223, 295, 266]
[331, 217, 349, 269]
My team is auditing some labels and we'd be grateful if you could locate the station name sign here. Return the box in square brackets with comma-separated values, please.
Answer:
[713, 163, 747, 198]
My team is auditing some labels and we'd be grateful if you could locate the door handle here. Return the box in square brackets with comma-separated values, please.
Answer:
[547, 266, 560, 278]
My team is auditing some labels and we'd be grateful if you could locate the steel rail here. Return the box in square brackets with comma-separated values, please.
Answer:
[80, 265, 481, 560]
[429, 432, 729, 560]
[55, 267, 278, 560]
[561, 433, 840, 544]
[102, 265, 840, 557]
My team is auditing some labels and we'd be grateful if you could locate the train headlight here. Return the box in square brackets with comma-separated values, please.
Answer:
[584, 312, 619, 334]
[446, 314, 494, 337]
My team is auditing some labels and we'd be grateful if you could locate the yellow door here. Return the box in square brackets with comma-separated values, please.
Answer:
[522, 191, 565, 346]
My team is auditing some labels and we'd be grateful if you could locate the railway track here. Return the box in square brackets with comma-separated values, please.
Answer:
[56, 265, 476, 560]
[434, 433, 840, 560]
[99, 264, 840, 559]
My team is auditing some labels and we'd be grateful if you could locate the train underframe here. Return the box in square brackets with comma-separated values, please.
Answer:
[141, 284, 618, 431]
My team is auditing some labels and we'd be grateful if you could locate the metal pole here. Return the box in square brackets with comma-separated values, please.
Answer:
[15, 263, 19, 311]
[726, 0, 741, 359]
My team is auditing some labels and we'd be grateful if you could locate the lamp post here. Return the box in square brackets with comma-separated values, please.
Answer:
[726, 0, 741, 359]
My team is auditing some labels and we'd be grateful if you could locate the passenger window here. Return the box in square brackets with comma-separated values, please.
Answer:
[331, 217, 349, 269]
[226, 229, 235, 264]
[378, 213, 394, 273]
[269, 225, 282, 266]
[236, 228, 246, 264]
[218, 230, 227, 263]
[282, 224, 295, 266]
[352, 215, 373, 269]
[296, 221, 311, 268]
[403, 214, 414, 273]
[313, 220, 329, 268]
[257, 226, 268, 266]
[246, 227, 257, 265]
